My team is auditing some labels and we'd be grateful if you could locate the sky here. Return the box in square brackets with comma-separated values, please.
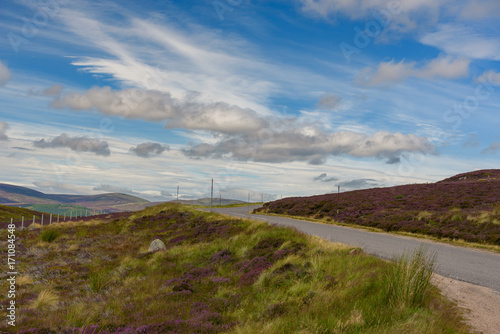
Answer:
[0, 0, 499, 202]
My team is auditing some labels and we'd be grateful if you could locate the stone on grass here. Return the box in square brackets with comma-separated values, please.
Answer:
[350, 248, 364, 256]
[148, 239, 167, 252]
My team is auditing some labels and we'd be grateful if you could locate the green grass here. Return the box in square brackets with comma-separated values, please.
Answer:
[0, 204, 470, 333]
[387, 246, 436, 308]
[0, 204, 44, 222]
[40, 229, 60, 243]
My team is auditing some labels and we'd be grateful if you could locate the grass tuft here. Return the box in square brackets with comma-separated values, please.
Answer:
[31, 289, 59, 309]
[40, 229, 60, 243]
[387, 246, 436, 308]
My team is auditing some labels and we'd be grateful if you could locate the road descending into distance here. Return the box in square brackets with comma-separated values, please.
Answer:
[202, 205, 500, 293]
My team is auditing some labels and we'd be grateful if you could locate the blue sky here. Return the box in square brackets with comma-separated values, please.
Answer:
[0, 0, 499, 202]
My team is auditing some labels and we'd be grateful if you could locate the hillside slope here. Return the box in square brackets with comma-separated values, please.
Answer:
[0, 183, 150, 213]
[256, 170, 500, 245]
[0, 204, 44, 222]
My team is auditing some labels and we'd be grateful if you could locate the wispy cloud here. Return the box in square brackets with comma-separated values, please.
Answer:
[421, 24, 500, 61]
[0, 61, 11, 86]
[0, 121, 9, 141]
[481, 142, 500, 154]
[313, 173, 338, 182]
[33, 133, 111, 156]
[299, 0, 448, 32]
[130, 142, 170, 158]
[357, 56, 470, 86]
[316, 94, 341, 111]
[338, 178, 379, 190]
[459, 0, 500, 20]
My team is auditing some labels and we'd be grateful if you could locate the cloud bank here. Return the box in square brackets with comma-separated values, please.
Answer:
[33, 133, 111, 156]
[49, 86, 434, 164]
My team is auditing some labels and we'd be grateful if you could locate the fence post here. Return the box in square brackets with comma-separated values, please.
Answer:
[50, 214, 52, 225]
[70, 212, 72, 220]
[22, 216, 24, 230]
[41, 214, 44, 226]
[33, 215, 35, 226]
[64, 213, 66, 221]
[57, 214, 60, 223]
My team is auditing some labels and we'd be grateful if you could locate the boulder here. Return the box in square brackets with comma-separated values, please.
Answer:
[148, 239, 167, 252]
[349, 248, 364, 256]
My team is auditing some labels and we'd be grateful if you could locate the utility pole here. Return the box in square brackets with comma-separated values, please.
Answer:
[337, 185, 340, 215]
[220, 194, 222, 206]
[177, 186, 179, 202]
[210, 179, 213, 212]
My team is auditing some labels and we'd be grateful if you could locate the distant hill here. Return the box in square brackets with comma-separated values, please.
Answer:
[0, 183, 151, 214]
[169, 198, 246, 206]
[256, 169, 500, 245]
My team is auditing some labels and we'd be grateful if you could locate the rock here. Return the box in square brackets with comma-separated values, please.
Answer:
[148, 239, 167, 252]
[350, 248, 364, 256]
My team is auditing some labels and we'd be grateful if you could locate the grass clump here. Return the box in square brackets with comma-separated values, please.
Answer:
[31, 290, 59, 309]
[40, 229, 60, 243]
[387, 246, 436, 308]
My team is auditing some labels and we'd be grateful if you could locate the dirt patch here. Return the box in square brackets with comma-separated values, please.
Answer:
[432, 274, 500, 334]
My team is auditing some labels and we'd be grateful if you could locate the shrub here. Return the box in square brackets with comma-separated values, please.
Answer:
[40, 229, 60, 243]
[386, 246, 436, 308]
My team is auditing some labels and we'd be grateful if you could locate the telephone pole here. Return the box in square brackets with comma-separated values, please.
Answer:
[210, 179, 214, 212]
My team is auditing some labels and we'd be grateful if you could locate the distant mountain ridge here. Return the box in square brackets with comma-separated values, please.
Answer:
[0, 183, 151, 213]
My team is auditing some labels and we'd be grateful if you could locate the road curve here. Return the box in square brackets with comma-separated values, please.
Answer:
[202, 205, 500, 293]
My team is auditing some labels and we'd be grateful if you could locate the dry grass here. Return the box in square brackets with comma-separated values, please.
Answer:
[31, 289, 59, 309]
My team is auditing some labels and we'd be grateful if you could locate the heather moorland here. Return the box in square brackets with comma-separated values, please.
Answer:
[255, 170, 500, 246]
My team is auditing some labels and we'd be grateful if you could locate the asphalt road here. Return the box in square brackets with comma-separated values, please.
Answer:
[203, 205, 500, 293]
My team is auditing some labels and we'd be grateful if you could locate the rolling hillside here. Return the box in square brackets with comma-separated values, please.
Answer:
[0, 204, 44, 222]
[0, 183, 151, 213]
[256, 170, 500, 245]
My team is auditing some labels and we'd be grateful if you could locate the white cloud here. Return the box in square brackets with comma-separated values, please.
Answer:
[0, 121, 9, 141]
[50, 86, 269, 135]
[420, 24, 500, 61]
[0, 61, 11, 86]
[299, 0, 448, 32]
[358, 56, 470, 86]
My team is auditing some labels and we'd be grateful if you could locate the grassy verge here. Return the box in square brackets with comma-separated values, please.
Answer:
[255, 210, 500, 254]
[0, 204, 469, 333]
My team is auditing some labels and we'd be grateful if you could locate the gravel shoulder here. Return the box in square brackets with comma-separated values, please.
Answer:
[432, 274, 500, 334]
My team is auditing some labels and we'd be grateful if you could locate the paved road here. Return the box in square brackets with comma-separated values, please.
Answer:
[203, 205, 500, 293]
